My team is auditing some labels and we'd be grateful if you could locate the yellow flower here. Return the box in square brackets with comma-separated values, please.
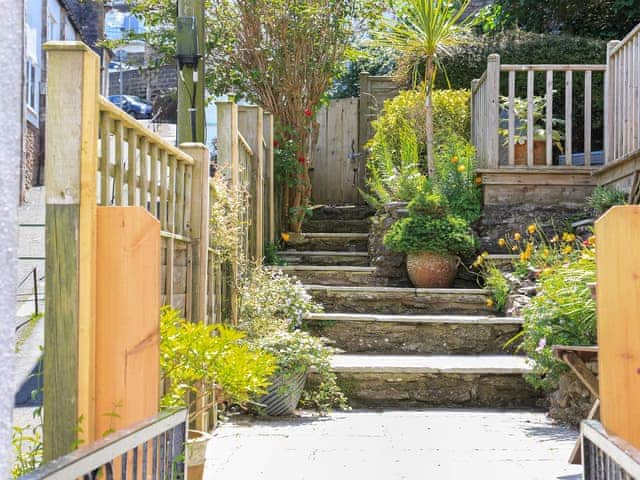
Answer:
[498, 238, 507, 247]
[457, 165, 466, 173]
[511, 245, 519, 252]
[562, 245, 573, 255]
[451, 156, 459, 164]
[481, 251, 489, 258]
[587, 235, 596, 246]
[542, 267, 553, 276]
[542, 248, 550, 259]
[486, 298, 494, 308]
[562, 232, 576, 242]
[551, 235, 559, 243]
[527, 224, 537, 234]
[514, 232, 522, 241]
[475, 176, 483, 185]
[281, 232, 291, 242]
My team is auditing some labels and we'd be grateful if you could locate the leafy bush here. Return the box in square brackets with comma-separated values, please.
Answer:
[160, 306, 277, 414]
[585, 186, 627, 216]
[239, 265, 322, 339]
[209, 171, 246, 263]
[472, 257, 510, 312]
[384, 190, 477, 257]
[434, 134, 482, 223]
[519, 250, 596, 391]
[239, 265, 346, 412]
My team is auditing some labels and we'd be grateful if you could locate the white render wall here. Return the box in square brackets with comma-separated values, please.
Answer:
[0, 0, 23, 475]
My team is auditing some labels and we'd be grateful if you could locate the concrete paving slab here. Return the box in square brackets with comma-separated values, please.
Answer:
[203, 410, 582, 480]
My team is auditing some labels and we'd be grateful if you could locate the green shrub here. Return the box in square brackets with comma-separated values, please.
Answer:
[518, 251, 596, 391]
[160, 306, 277, 413]
[384, 191, 476, 257]
[481, 262, 510, 312]
[434, 134, 482, 223]
[585, 186, 627, 216]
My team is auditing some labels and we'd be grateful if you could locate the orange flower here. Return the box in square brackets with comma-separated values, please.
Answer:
[281, 232, 291, 242]
[475, 176, 482, 185]
[450, 156, 459, 164]
[486, 298, 495, 308]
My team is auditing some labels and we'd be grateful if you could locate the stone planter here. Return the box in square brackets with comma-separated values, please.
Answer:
[406, 252, 459, 288]
[186, 429, 213, 480]
[259, 369, 307, 416]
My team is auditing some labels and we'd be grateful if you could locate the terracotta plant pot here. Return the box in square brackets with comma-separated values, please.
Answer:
[514, 140, 547, 166]
[406, 252, 459, 288]
[187, 429, 213, 480]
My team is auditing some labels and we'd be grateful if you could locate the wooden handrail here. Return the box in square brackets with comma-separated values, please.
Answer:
[501, 64, 606, 72]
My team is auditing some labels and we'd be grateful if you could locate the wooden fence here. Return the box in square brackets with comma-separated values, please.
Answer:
[43, 41, 275, 460]
[605, 26, 640, 166]
[471, 54, 606, 168]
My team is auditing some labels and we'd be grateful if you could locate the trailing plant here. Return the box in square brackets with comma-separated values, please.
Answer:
[209, 171, 246, 264]
[585, 186, 627, 216]
[383, 190, 477, 257]
[239, 265, 322, 339]
[239, 265, 346, 412]
[472, 255, 510, 312]
[160, 306, 277, 415]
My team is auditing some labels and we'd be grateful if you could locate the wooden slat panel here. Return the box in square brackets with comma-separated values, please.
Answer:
[527, 70, 534, 167]
[114, 120, 125, 205]
[167, 155, 177, 234]
[565, 70, 573, 165]
[595, 206, 640, 451]
[175, 160, 185, 236]
[508, 71, 515, 166]
[585, 70, 592, 167]
[100, 112, 111, 205]
[127, 129, 138, 206]
[150, 144, 159, 218]
[159, 151, 168, 231]
[139, 137, 149, 210]
[545, 70, 554, 166]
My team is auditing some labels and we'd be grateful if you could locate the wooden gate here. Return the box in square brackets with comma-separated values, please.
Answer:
[310, 76, 400, 205]
[311, 98, 361, 204]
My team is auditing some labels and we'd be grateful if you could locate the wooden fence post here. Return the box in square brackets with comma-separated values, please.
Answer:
[263, 112, 276, 244]
[486, 54, 501, 169]
[238, 106, 265, 262]
[43, 41, 100, 460]
[216, 100, 240, 324]
[358, 72, 370, 153]
[604, 40, 620, 165]
[181, 143, 210, 324]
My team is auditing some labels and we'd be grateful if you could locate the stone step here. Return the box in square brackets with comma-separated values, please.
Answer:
[322, 354, 538, 409]
[308, 204, 375, 221]
[304, 313, 523, 355]
[303, 219, 370, 233]
[306, 285, 494, 315]
[277, 265, 386, 286]
[279, 250, 370, 267]
[488, 254, 517, 271]
[285, 233, 368, 252]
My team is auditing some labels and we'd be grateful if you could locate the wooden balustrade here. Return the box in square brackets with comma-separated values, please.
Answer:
[471, 55, 606, 169]
[605, 24, 640, 166]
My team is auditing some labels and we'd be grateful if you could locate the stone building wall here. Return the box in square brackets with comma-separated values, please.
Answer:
[22, 122, 40, 196]
[109, 64, 177, 99]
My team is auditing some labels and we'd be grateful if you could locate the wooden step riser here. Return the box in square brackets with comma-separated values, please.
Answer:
[304, 320, 521, 355]
[286, 237, 368, 252]
[302, 219, 370, 234]
[309, 372, 539, 409]
[309, 290, 494, 315]
[279, 253, 370, 267]
[309, 205, 375, 221]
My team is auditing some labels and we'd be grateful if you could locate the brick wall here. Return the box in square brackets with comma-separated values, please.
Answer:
[109, 64, 176, 99]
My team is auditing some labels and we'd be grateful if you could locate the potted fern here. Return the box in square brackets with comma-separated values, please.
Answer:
[384, 190, 476, 288]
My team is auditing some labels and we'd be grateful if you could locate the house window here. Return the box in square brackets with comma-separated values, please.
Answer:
[26, 59, 37, 111]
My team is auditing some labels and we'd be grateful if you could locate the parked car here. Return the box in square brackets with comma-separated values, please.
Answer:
[108, 95, 153, 120]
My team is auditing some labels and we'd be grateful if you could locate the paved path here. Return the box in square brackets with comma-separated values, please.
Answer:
[203, 409, 582, 480]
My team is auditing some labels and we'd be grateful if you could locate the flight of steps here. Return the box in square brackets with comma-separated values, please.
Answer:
[281, 204, 539, 409]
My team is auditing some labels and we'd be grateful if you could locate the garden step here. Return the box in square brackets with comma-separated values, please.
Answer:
[304, 313, 523, 355]
[305, 285, 494, 315]
[321, 354, 538, 409]
[285, 233, 368, 252]
[487, 254, 518, 270]
[279, 250, 370, 267]
[276, 265, 388, 286]
[308, 204, 375, 221]
[302, 218, 370, 233]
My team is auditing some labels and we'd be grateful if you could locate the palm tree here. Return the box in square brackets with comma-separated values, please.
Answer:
[375, 0, 473, 177]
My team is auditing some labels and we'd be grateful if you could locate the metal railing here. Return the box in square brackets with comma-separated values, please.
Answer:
[19, 410, 188, 480]
[582, 420, 640, 479]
